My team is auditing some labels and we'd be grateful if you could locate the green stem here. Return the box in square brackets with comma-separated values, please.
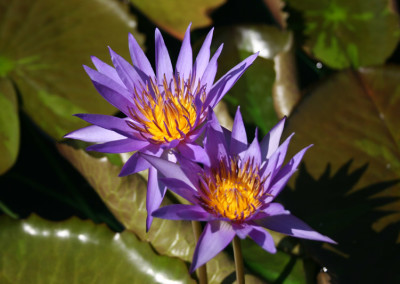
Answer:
[192, 221, 208, 284]
[233, 236, 245, 284]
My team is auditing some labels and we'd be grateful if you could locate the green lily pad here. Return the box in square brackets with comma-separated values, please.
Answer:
[0, 214, 194, 283]
[0, 78, 19, 175]
[281, 66, 400, 283]
[0, 0, 144, 140]
[212, 25, 299, 134]
[129, 0, 226, 39]
[287, 0, 400, 69]
[57, 144, 264, 283]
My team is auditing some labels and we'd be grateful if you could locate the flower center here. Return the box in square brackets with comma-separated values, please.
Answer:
[198, 157, 267, 222]
[127, 75, 205, 143]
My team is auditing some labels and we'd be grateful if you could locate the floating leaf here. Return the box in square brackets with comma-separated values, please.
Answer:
[0, 78, 19, 175]
[0, 0, 144, 140]
[0, 215, 194, 283]
[212, 25, 299, 134]
[57, 144, 264, 283]
[129, 0, 226, 39]
[281, 66, 400, 283]
[288, 0, 400, 69]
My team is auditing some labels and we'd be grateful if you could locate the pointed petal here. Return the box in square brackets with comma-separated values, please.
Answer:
[159, 177, 198, 204]
[128, 33, 155, 78]
[242, 130, 262, 166]
[201, 43, 223, 93]
[257, 214, 336, 244]
[204, 52, 258, 108]
[140, 153, 196, 190]
[146, 167, 167, 231]
[249, 226, 277, 253]
[267, 145, 312, 198]
[109, 47, 143, 92]
[253, 203, 289, 220]
[230, 106, 248, 156]
[73, 114, 135, 139]
[64, 125, 126, 143]
[119, 152, 150, 176]
[153, 204, 210, 221]
[175, 24, 192, 80]
[204, 110, 228, 167]
[177, 143, 210, 167]
[155, 28, 173, 83]
[91, 56, 124, 86]
[193, 28, 213, 82]
[84, 65, 132, 115]
[190, 221, 235, 273]
[260, 116, 286, 159]
[86, 138, 149, 153]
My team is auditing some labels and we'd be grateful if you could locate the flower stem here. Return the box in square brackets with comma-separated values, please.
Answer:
[192, 221, 208, 284]
[233, 236, 245, 284]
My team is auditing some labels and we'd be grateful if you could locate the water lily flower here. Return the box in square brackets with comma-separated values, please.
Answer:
[141, 107, 336, 272]
[64, 25, 258, 230]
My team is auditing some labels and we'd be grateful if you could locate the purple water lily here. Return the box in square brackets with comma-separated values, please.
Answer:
[64, 25, 258, 229]
[141, 108, 336, 272]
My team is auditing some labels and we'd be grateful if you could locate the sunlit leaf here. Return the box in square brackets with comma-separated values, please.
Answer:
[212, 25, 299, 134]
[57, 144, 264, 283]
[0, 0, 144, 139]
[287, 0, 400, 69]
[0, 215, 194, 283]
[0, 78, 19, 175]
[129, 0, 226, 39]
[281, 66, 400, 283]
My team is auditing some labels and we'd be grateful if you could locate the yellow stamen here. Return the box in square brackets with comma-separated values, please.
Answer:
[127, 75, 205, 143]
[198, 157, 268, 222]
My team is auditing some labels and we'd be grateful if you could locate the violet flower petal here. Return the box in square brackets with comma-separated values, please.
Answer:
[152, 204, 210, 221]
[128, 33, 155, 78]
[146, 167, 167, 231]
[175, 24, 192, 80]
[190, 221, 236, 273]
[64, 125, 126, 143]
[159, 177, 198, 204]
[242, 130, 262, 166]
[248, 226, 277, 253]
[155, 28, 173, 84]
[91, 56, 124, 86]
[260, 116, 286, 159]
[204, 110, 228, 166]
[230, 106, 248, 156]
[177, 143, 211, 167]
[193, 28, 213, 82]
[257, 214, 336, 244]
[86, 138, 149, 153]
[201, 43, 223, 94]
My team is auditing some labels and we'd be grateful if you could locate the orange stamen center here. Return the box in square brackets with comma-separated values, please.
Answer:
[198, 157, 268, 222]
[127, 75, 205, 143]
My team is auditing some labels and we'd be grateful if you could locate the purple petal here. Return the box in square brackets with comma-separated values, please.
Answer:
[193, 28, 213, 82]
[109, 47, 143, 92]
[128, 33, 155, 78]
[146, 167, 167, 231]
[73, 114, 135, 139]
[84, 65, 132, 115]
[190, 221, 235, 273]
[260, 116, 286, 159]
[257, 214, 336, 244]
[204, 110, 228, 167]
[119, 152, 150, 176]
[86, 138, 149, 153]
[230, 107, 248, 156]
[140, 153, 196, 190]
[267, 145, 312, 198]
[248, 226, 277, 253]
[64, 125, 126, 143]
[91, 56, 124, 86]
[201, 43, 223, 94]
[232, 223, 252, 239]
[253, 203, 289, 220]
[204, 52, 258, 109]
[153, 204, 210, 221]
[175, 24, 192, 80]
[242, 129, 262, 167]
[177, 143, 210, 167]
[159, 177, 198, 204]
[155, 28, 173, 84]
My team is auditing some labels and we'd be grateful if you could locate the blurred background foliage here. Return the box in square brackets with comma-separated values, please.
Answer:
[0, 0, 399, 283]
